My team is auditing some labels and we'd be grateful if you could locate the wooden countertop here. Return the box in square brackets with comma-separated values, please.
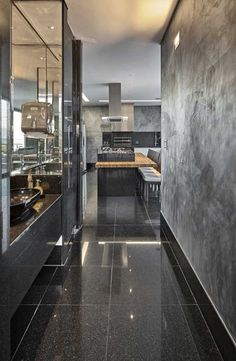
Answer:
[96, 153, 156, 168]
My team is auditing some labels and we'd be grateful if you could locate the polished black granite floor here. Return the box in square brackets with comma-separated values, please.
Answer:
[11, 171, 224, 361]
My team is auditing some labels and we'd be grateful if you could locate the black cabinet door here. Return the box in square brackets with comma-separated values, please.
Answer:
[133, 132, 154, 147]
[102, 132, 112, 147]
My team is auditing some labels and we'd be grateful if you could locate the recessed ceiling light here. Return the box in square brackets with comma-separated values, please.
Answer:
[82, 93, 90, 102]
[48, 25, 55, 30]
[40, 56, 45, 60]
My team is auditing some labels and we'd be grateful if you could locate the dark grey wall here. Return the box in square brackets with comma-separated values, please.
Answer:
[83, 105, 161, 163]
[134, 106, 161, 131]
[161, 0, 236, 343]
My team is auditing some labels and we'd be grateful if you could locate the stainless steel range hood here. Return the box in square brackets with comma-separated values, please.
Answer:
[102, 83, 127, 121]
[101, 83, 134, 131]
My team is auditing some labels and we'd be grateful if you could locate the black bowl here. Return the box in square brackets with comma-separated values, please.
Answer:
[10, 188, 41, 222]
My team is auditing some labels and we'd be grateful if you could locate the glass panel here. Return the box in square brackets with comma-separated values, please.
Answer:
[11, 1, 62, 175]
[0, 0, 11, 255]
[0, 99, 9, 175]
[61, 4, 77, 263]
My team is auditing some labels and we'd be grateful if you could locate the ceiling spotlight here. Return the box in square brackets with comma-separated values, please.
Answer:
[40, 56, 45, 60]
[48, 25, 55, 30]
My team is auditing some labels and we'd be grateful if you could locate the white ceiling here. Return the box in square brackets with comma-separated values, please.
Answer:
[67, 0, 178, 105]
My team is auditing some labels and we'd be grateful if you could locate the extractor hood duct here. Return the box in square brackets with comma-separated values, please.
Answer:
[102, 83, 128, 122]
[101, 83, 134, 131]
[109, 83, 126, 122]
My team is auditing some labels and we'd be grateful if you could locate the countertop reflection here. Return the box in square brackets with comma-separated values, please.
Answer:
[10, 194, 61, 243]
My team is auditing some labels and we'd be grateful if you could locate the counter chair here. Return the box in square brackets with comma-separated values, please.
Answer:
[138, 166, 161, 205]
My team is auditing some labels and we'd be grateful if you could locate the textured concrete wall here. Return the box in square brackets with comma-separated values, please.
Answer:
[83, 105, 161, 163]
[134, 106, 161, 131]
[161, 0, 236, 342]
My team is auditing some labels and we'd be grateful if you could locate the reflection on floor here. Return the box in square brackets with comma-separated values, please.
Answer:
[11, 171, 223, 361]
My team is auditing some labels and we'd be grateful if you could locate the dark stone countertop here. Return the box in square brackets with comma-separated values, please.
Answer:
[10, 194, 61, 243]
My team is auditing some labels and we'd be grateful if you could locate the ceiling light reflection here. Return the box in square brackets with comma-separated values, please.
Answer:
[99, 99, 161, 103]
[82, 93, 90, 102]
[174, 31, 180, 50]
[81, 241, 89, 266]
[98, 241, 161, 245]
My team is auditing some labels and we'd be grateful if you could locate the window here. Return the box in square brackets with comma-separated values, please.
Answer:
[13, 110, 25, 151]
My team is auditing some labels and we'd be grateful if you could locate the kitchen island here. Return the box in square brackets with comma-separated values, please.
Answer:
[96, 152, 156, 196]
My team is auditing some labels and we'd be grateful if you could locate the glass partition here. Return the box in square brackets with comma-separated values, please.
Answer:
[0, 0, 10, 256]
[11, 1, 62, 175]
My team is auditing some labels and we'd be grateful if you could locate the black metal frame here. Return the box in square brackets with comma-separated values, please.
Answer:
[72, 39, 83, 227]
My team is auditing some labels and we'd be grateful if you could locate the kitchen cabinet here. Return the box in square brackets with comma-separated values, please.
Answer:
[102, 131, 161, 148]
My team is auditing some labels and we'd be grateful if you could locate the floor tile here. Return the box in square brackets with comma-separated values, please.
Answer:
[21, 266, 57, 305]
[114, 225, 157, 242]
[11, 172, 224, 361]
[107, 304, 207, 361]
[12, 305, 108, 361]
[107, 304, 162, 361]
[149, 216, 161, 225]
[85, 197, 117, 225]
[111, 254, 195, 306]
[75, 225, 115, 243]
[115, 213, 150, 225]
[69, 242, 113, 267]
[147, 211, 161, 225]
[111, 266, 162, 305]
[160, 305, 201, 361]
[182, 305, 223, 361]
[113, 243, 161, 268]
[11, 305, 37, 357]
[42, 266, 111, 305]
[115, 197, 150, 225]
[151, 224, 161, 239]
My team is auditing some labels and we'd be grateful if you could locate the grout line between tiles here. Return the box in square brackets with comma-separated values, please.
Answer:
[113, 200, 117, 242]
[11, 266, 58, 360]
[177, 303, 203, 361]
[104, 242, 114, 361]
